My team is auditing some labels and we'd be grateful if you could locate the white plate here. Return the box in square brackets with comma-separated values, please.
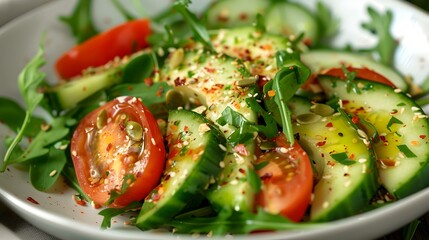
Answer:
[1, 0, 429, 239]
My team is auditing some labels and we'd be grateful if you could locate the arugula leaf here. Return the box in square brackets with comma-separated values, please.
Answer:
[59, 0, 98, 44]
[99, 201, 142, 229]
[62, 163, 91, 202]
[173, 0, 215, 52]
[169, 208, 323, 235]
[29, 146, 67, 191]
[245, 97, 278, 138]
[263, 50, 310, 144]
[216, 107, 255, 146]
[361, 7, 397, 67]
[0, 97, 44, 137]
[7, 116, 70, 166]
[106, 81, 172, 119]
[121, 53, 154, 83]
[2, 40, 47, 172]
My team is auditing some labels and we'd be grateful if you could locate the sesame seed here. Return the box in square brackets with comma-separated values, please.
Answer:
[49, 170, 57, 177]
[151, 138, 156, 146]
[71, 150, 77, 157]
[219, 144, 227, 151]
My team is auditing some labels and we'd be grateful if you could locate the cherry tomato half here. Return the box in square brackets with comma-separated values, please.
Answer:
[56, 18, 151, 80]
[256, 134, 313, 222]
[324, 67, 397, 88]
[70, 96, 165, 207]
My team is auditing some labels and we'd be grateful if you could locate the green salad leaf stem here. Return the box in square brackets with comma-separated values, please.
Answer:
[2, 40, 46, 172]
[60, 0, 98, 44]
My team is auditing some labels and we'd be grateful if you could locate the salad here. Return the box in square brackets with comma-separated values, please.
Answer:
[0, 0, 428, 237]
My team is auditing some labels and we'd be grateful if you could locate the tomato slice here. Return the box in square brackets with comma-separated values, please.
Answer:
[256, 134, 313, 222]
[324, 67, 397, 88]
[70, 96, 165, 207]
[56, 18, 151, 80]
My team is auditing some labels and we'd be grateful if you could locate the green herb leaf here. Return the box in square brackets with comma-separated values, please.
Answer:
[105, 174, 136, 206]
[99, 201, 142, 229]
[315, 1, 339, 40]
[264, 50, 310, 144]
[29, 146, 67, 191]
[8, 116, 69, 167]
[397, 145, 417, 158]
[111, 0, 136, 21]
[168, 208, 323, 235]
[0, 97, 44, 137]
[341, 65, 361, 94]
[247, 168, 262, 194]
[106, 81, 172, 119]
[2, 40, 47, 172]
[217, 106, 256, 146]
[387, 116, 403, 132]
[173, 0, 215, 52]
[402, 218, 421, 240]
[254, 14, 266, 33]
[246, 97, 278, 138]
[330, 152, 357, 165]
[62, 163, 91, 202]
[361, 7, 397, 67]
[122, 53, 154, 83]
[59, 0, 98, 44]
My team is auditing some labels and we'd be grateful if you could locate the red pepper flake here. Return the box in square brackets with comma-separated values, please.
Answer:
[380, 135, 388, 143]
[239, 13, 248, 21]
[351, 115, 360, 124]
[325, 122, 333, 128]
[342, 100, 350, 105]
[238, 168, 246, 174]
[260, 172, 273, 181]
[27, 197, 40, 205]
[144, 78, 153, 86]
[316, 141, 326, 147]
[73, 195, 87, 206]
[174, 77, 186, 86]
[106, 143, 113, 152]
[419, 134, 427, 139]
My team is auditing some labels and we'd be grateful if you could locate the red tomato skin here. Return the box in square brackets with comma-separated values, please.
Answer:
[70, 96, 165, 207]
[56, 18, 151, 80]
[256, 135, 313, 222]
[324, 67, 397, 88]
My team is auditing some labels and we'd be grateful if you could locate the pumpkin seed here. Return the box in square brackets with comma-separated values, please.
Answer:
[310, 103, 335, 116]
[169, 48, 184, 69]
[237, 77, 257, 87]
[259, 141, 277, 150]
[166, 89, 186, 109]
[96, 110, 108, 129]
[296, 113, 322, 124]
[126, 121, 143, 141]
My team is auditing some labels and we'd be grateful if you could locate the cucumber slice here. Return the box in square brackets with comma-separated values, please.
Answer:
[265, 2, 319, 45]
[205, 0, 269, 29]
[293, 102, 379, 221]
[301, 50, 408, 91]
[51, 67, 122, 109]
[318, 75, 429, 198]
[211, 27, 290, 79]
[135, 110, 226, 230]
[161, 49, 257, 212]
